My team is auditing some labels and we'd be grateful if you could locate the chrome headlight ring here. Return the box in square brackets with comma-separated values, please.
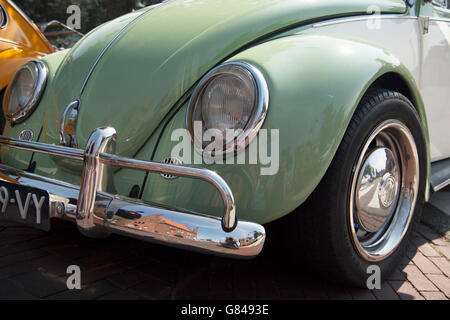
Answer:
[0, 3, 8, 29]
[3, 60, 48, 124]
[186, 61, 269, 158]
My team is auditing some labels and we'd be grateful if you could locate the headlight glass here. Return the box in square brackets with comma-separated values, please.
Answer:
[201, 73, 255, 135]
[187, 62, 269, 157]
[3, 60, 48, 123]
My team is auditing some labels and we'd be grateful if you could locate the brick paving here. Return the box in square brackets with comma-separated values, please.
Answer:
[0, 218, 448, 300]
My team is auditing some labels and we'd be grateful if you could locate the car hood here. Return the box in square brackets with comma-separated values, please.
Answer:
[44, 0, 406, 157]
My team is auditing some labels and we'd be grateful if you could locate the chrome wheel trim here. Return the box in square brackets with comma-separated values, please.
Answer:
[355, 147, 401, 233]
[349, 119, 419, 262]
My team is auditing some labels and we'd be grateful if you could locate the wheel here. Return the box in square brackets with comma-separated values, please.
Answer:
[292, 89, 427, 287]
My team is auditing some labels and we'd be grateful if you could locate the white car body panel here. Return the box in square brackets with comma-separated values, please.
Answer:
[301, 2, 450, 162]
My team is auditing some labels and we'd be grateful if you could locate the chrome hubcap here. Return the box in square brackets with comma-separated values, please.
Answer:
[349, 120, 419, 262]
[355, 148, 400, 233]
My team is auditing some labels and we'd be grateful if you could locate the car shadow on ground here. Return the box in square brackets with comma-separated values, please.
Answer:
[1, 216, 436, 300]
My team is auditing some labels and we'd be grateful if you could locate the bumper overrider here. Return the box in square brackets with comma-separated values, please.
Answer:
[0, 127, 265, 258]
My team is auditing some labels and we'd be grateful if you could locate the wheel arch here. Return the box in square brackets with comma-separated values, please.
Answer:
[357, 70, 431, 200]
[366, 71, 429, 140]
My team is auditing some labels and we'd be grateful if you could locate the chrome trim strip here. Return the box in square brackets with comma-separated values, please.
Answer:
[434, 179, 450, 192]
[429, 17, 450, 23]
[0, 163, 264, 259]
[0, 39, 48, 56]
[0, 127, 237, 231]
[79, 2, 170, 96]
[430, 0, 450, 10]
[0, 37, 18, 45]
[312, 14, 418, 28]
[38, 20, 84, 37]
[430, 158, 450, 192]
[0, 135, 85, 160]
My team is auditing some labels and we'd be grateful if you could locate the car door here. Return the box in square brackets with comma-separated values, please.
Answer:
[420, 0, 450, 162]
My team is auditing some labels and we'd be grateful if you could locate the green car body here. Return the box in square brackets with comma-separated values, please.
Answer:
[0, 0, 444, 226]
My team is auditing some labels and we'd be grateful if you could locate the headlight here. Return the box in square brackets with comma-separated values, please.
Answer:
[187, 62, 269, 157]
[3, 60, 48, 123]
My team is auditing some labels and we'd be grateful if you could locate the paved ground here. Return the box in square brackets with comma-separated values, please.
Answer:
[0, 203, 449, 300]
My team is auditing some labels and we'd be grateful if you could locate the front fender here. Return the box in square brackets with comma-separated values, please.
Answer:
[136, 34, 429, 225]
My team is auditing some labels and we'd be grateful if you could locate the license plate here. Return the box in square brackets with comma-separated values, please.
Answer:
[0, 180, 50, 231]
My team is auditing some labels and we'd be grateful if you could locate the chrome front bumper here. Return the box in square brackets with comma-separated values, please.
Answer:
[0, 127, 265, 259]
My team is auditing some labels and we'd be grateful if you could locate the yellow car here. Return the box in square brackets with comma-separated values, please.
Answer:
[0, 0, 54, 131]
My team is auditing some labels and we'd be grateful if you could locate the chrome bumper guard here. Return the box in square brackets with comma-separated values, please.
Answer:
[0, 127, 265, 258]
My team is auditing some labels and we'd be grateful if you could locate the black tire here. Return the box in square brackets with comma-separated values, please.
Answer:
[287, 89, 427, 287]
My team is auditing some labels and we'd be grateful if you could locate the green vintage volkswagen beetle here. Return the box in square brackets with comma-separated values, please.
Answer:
[1, 0, 449, 286]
